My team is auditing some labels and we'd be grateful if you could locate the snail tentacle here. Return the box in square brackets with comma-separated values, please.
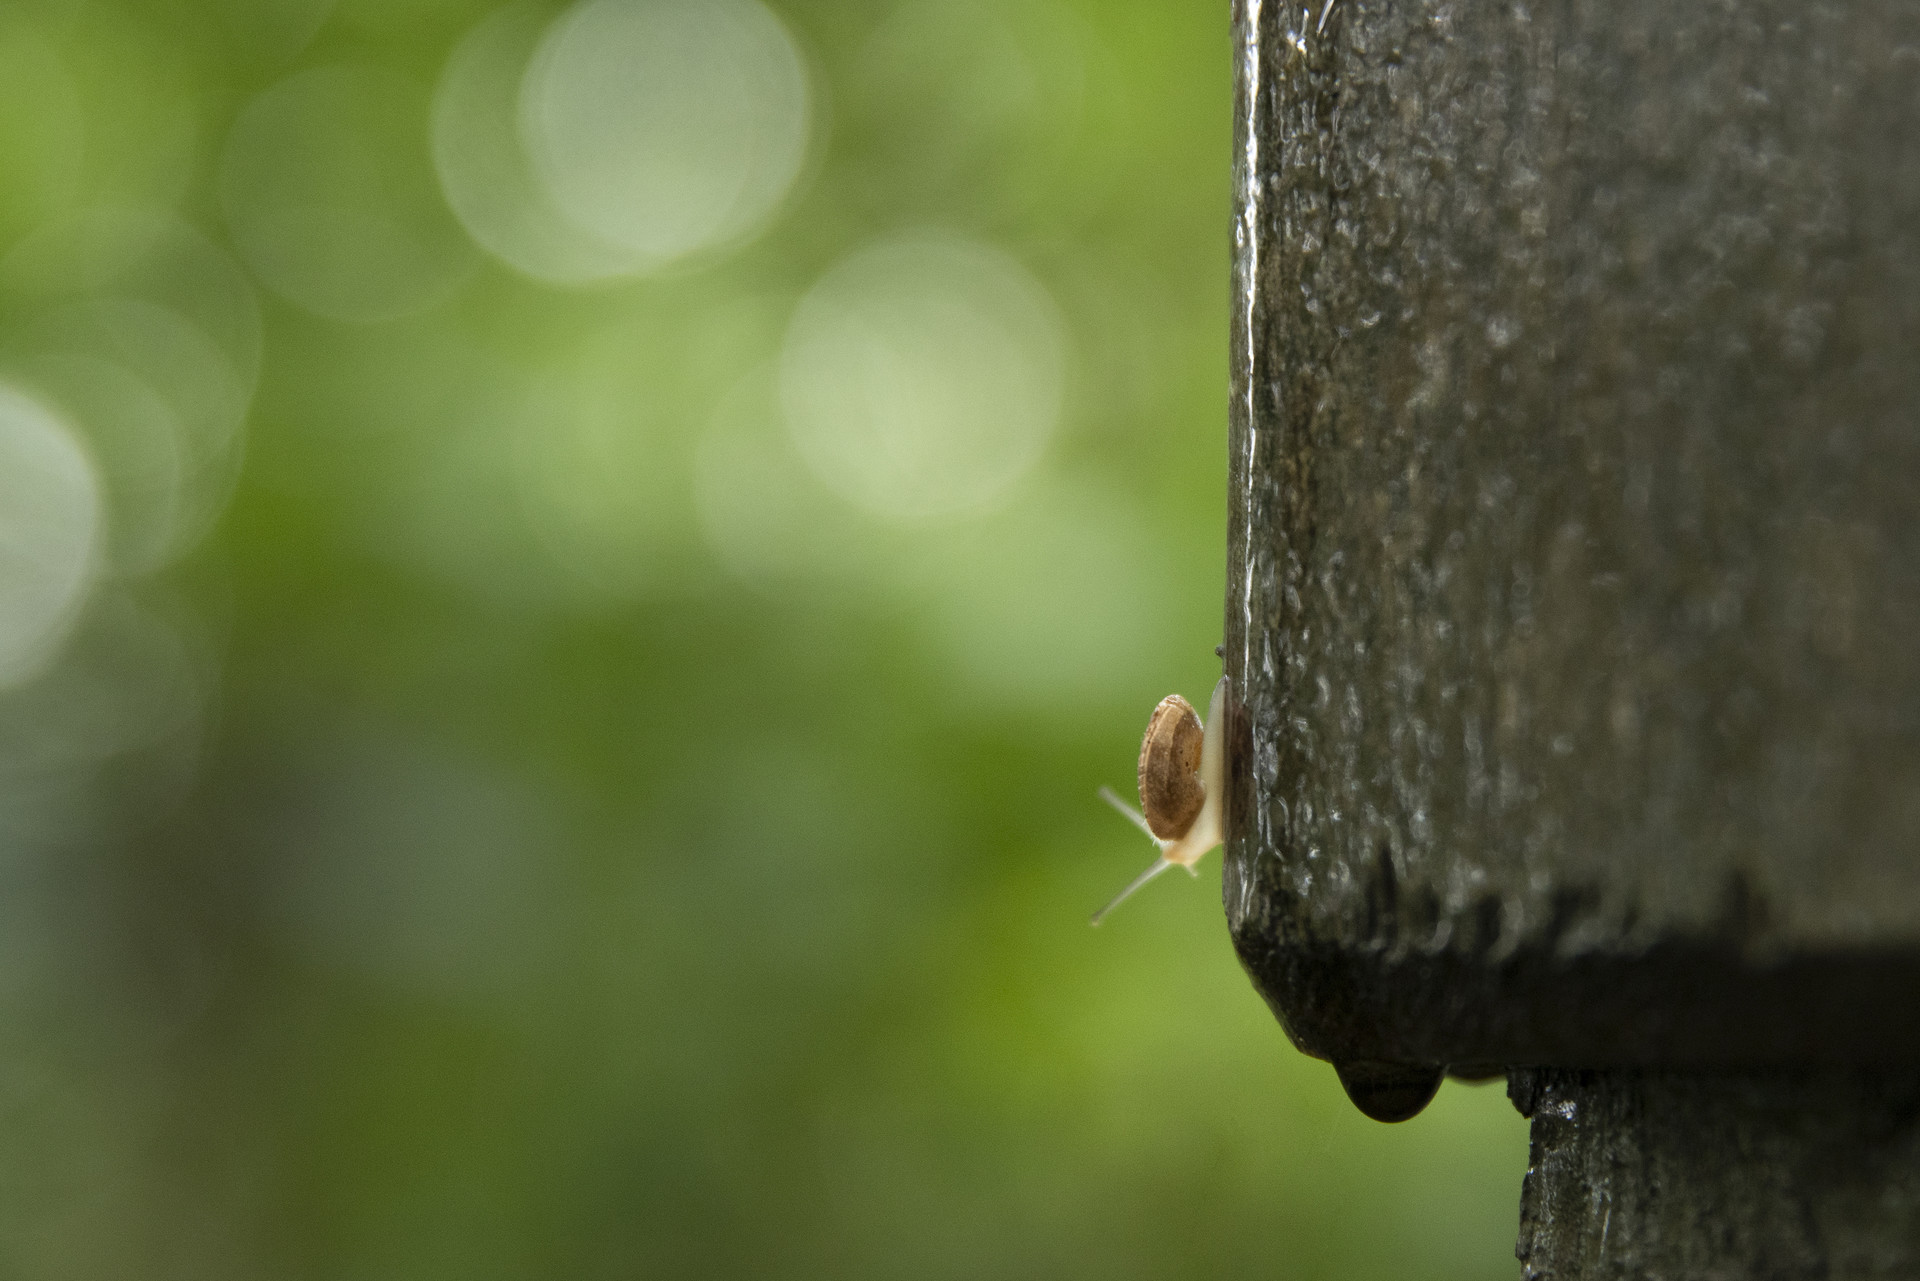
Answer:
[1098, 786, 1159, 841]
[1089, 857, 1176, 927]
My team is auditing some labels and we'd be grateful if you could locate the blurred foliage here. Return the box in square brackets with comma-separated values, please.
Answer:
[0, 0, 1527, 1276]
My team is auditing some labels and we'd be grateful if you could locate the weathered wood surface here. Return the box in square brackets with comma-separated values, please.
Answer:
[1224, 0, 1920, 1076]
[1510, 1070, 1920, 1279]
[1224, 0, 1920, 1269]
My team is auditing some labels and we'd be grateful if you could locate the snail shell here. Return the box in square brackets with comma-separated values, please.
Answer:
[1138, 693, 1206, 840]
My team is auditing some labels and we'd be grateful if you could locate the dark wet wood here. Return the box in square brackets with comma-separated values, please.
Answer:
[1225, 0, 1920, 1075]
[1510, 1070, 1920, 1279]
[1225, 0, 1920, 1268]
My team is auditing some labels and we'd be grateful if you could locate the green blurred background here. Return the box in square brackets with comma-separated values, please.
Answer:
[0, 0, 1527, 1275]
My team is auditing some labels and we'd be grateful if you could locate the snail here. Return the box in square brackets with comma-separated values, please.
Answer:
[1092, 675, 1228, 925]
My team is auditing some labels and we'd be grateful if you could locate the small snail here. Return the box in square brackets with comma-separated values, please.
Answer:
[1091, 676, 1228, 925]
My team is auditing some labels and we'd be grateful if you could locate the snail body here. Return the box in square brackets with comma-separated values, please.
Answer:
[1092, 675, 1228, 925]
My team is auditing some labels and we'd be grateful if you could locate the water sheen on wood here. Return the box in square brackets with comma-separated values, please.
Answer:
[1224, 0, 1920, 1072]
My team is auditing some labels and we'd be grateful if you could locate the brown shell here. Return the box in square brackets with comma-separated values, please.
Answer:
[1137, 694, 1206, 840]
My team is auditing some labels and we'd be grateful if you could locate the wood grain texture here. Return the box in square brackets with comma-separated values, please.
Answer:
[1511, 1070, 1920, 1278]
[1224, 0, 1920, 1070]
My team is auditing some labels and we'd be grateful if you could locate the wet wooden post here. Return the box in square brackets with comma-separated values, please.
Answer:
[1224, 0, 1920, 1273]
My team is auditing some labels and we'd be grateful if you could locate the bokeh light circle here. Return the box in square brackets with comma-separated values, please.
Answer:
[219, 64, 476, 322]
[779, 232, 1066, 521]
[1, 210, 260, 574]
[23, 298, 251, 551]
[0, 385, 100, 688]
[14, 353, 184, 575]
[519, 0, 811, 268]
[433, 2, 641, 285]
[37, 297, 251, 468]
[0, 207, 265, 394]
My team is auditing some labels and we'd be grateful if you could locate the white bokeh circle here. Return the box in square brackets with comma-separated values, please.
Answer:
[0, 385, 100, 688]
[0, 208, 264, 393]
[519, 0, 811, 269]
[779, 232, 1066, 521]
[433, 2, 642, 285]
[220, 64, 476, 322]
[14, 353, 184, 576]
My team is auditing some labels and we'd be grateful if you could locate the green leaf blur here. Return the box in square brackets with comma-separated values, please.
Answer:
[0, 0, 1526, 1277]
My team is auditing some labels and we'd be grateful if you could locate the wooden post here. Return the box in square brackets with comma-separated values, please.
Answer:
[1226, 0, 1920, 1270]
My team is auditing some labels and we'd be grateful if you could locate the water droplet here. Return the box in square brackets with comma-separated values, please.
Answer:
[1332, 1058, 1443, 1122]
